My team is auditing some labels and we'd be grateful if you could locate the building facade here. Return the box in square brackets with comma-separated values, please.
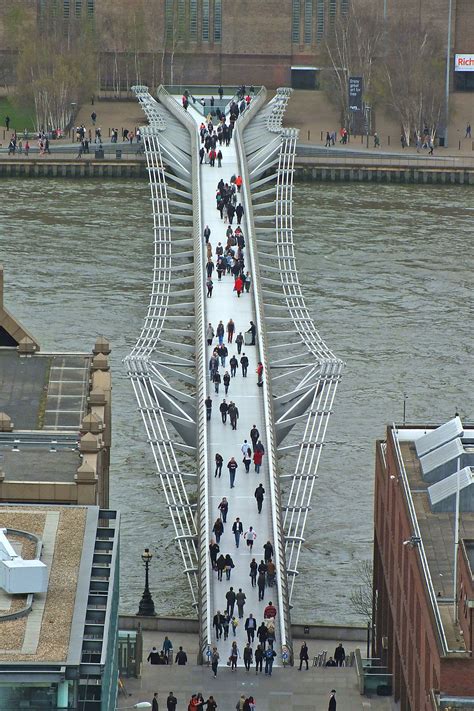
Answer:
[373, 420, 474, 711]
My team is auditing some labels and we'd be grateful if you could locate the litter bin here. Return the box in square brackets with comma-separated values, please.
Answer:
[95, 148, 104, 159]
[116, 149, 122, 159]
[244, 331, 253, 346]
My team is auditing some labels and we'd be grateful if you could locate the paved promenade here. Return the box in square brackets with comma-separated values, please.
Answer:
[189, 103, 285, 664]
[118, 630, 391, 711]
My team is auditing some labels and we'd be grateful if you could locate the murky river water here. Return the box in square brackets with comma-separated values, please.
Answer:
[1, 179, 473, 624]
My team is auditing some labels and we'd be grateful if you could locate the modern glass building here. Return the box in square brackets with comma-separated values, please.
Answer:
[0, 505, 120, 711]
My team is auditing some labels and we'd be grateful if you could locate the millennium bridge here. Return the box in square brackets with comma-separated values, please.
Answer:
[125, 85, 344, 665]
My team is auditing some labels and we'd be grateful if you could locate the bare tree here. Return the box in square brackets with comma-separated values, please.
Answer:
[324, 0, 385, 127]
[383, 10, 445, 145]
[349, 560, 373, 622]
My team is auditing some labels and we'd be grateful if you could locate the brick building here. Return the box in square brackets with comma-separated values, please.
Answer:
[373, 419, 474, 711]
[1, 0, 474, 90]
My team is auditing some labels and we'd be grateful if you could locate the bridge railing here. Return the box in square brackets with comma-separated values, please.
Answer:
[233, 88, 294, 659]
[155, 85, 212, 661]
[125, 86, 200, 614]
[238, 90, 344, 606]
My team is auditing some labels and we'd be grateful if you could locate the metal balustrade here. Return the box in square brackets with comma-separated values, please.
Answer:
[125, 87, 200, 616]
[238, 89, 344, 603]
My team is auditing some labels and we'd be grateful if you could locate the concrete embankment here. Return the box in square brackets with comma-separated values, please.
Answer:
[0, 158, 146, 178]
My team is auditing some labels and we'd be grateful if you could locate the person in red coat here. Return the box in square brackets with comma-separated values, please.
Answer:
[234, 276, 243, 297]
[253, 448, 263, 473]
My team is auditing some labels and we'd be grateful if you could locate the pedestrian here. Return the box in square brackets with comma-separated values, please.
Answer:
[264, 600, 277, 619]
[244, 526, 256, 552]
[253, 448, 263, 473]
[167, 692, 177, 711]
[217, 343, 228, 367]
[24, 140, 30, 157]
[217, 149, 222, 167]
[215, 452, 223, 477]
[199, 146, 205, 164]
[223, 613, 230, 640]
[247, 321, 256, 345]
[236, 203, 244, 225]
[207, 277, 213, 297]
[257, 621, 267, 647]
[255, 644, 264, 674]
[147, 646, 160, 664]
[266, 559, 276, 587]
[152, 692, 159, 711]
[243, 643, 253, 671]
[229, 640, 240, 671]
[257, 571, 266, 601]
[328, 690, 337, 711]
[224, 553, 234, 580]
[228, 402, 239, 430]
[211, 647, 219, 678]
[465, 123, 472, 138]
[204, 225, 211, 242]
[209, 539, 220, 567]
[216, 320, 225, 345]
[213, 611, 224, 638]
[244, 273, 251, 293]
[232, 517, 243, 547]
[219, 399, 228, 424]
[264, 646, 276, 675]
[213, 370, 221, 394]
[256, 362, 263, 386]
[240, 353, 249, 377]
[223, 371, 230, 395]
[162, 636, 173, 662]
[235, 332, 244, 354]
[249, 558, 258, 587]
[226, 586, 236, 616]
[234, 275, 243, 297]
[245, 613, 257, 643]
[206, 323, 214, 345]
[231, 615, 239, 637]
[5, 115, 10, 130]
[230, 355, 238, 377]
[243, 447, 251, 473]
[236, 588, 246, 618]
[263, 540, 274, 562]
[325, 130, 331, 147]
[334, 643, 345, 666]
[212, 518, 224, 544]
[205, 395, 212, 421]
[254, 484, 265, 513]
[209, 353, 218, 380]
[218, 496, 228, 522]
[250, 425, 259, 451]
[175, 646, 188, 665]
[216, 554, 226, 581]
[226, 318, 235, 343]
[227, 456, 238, 488]
[299, 642, 309, 670]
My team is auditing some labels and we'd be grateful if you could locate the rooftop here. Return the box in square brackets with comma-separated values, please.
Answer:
[0, 350, 91, 432]
[392, 423, 474, 654]
[0, 504, 90, 663]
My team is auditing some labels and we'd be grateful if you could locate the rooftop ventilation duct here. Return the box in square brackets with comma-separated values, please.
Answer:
[0, 529, 47, 594]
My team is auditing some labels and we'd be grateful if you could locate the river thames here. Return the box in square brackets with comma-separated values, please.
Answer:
[1, 179, 473, 623]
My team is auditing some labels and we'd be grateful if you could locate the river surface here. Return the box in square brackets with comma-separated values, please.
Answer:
[1, 179, 473, 624]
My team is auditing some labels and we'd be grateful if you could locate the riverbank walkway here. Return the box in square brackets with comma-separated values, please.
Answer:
[125, 85, 343, 666]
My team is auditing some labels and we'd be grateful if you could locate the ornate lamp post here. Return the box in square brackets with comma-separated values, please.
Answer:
[137, 548, 156, 617]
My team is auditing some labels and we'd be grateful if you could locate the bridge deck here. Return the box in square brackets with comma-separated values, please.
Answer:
[191, 106, 282, 665]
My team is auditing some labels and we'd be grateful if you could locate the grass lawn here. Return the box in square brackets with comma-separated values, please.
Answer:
[0, 97, 35, 131]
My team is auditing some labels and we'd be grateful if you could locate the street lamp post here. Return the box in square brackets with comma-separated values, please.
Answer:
[444, 0, 453, 147]
[137, 548, 156, 617]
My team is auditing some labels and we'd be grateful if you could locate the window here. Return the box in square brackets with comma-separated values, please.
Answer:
[341, 0, 349, 14]
[63, 0, 70, 18]
[292, 0, 300, 43]
[177, 0, 185, 40]
[75, 0, 82, 17]
[202, 0, 209, 41]
[87, 0, 94, 16]
[317, 0, 324, 40]
[329, 0, 336, 23]
[214, 0, 222, 42]
[165, 0, 174, 40]
[304, 0, 312, 44]
[190, 0, 197, 40]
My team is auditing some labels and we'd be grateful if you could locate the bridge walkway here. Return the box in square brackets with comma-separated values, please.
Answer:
[189, 106, 282, 665]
